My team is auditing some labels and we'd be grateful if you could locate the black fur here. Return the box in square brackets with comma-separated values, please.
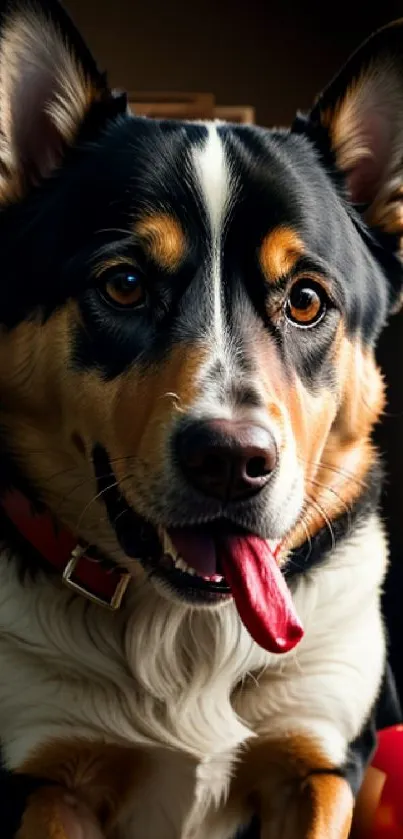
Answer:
[0, 2, 402, 834]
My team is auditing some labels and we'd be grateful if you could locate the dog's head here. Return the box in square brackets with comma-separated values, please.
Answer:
[0, 1, 401, 646]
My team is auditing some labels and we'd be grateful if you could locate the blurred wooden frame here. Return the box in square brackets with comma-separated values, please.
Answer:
[128, 92, 255, 124]
[214, 105, 255, 124]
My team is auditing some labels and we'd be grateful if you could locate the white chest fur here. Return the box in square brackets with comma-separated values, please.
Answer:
[0, 515, 388, 839]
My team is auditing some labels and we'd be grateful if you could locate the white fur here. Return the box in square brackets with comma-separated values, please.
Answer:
[191, 125, 233, 359]
[0, 513, 387, 838]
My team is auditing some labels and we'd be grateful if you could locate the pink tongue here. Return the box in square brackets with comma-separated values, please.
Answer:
[219, 534, 304, 654]
[168, 528, 304, 654]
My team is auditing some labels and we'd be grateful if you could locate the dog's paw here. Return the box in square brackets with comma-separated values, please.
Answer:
[16, 786, 105, 839]
[260, 773, 353, 839]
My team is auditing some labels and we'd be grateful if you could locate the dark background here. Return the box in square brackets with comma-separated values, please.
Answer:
[64, 0, 403, 696]
[64, 0, 403, 127]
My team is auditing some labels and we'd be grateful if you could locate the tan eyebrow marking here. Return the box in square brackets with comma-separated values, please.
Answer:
[259, 226, 305, 282]
[134, 213, 186, 272]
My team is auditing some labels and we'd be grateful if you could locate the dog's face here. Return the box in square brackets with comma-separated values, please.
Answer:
[0, 1, 401, 615]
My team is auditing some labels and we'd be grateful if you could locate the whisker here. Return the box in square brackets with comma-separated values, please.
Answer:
[305, 492, 336, 551]
[380, 407, 403, 420]
[285, 513, 313, 570]
[75, 472, 134, 532]
[297, 455, 368, 489]
[112, 507, 129, 528]
[75, 480, 121, 531]
[54, 471, 116, 517]
[305, 475, 352, 516]
[305, 475, 352, 538]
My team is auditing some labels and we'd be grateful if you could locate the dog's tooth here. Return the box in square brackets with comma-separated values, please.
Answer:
[211, 574, 224, 583]
[163, 530, 179, 560]
[175, 557, 188, 572]
[174, 557, 197, 576]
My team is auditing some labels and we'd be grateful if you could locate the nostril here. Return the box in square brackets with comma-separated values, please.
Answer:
[245, 456, 271, 479]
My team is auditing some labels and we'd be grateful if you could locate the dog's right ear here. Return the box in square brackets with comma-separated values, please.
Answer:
[0, 0, 127, 202]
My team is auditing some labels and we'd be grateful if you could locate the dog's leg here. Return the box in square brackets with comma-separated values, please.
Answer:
[231, 737, 353, 839]
[12, 740, 148, 839]
[260, 770, 353, 839]
[16, 786, 105, 839]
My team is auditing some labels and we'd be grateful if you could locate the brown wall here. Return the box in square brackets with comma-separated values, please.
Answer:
[65, 0, 403, 126]
[64, 0, 403, 549]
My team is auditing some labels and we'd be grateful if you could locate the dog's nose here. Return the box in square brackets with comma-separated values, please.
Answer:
[174, 419, 277, 501]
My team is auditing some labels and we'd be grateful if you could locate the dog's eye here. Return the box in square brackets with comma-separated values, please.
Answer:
[285, 279, 327, 327]
[100, 270, 145, 309]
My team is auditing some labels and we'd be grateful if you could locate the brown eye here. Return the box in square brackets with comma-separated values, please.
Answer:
[101, 270, 145, 309]
[285, 279, 327, 327]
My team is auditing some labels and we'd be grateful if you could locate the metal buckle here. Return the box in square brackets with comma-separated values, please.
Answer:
[62, 546, 130, 611]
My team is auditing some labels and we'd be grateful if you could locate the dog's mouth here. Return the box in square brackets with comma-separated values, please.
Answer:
[157, 526, 232, 597]
[93, 445, 304, 654]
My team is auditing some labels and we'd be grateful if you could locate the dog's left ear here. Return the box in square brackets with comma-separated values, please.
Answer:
[295, 20, 403, 309]
[305, 19, 403, 232]
[0, 0, 127, 201]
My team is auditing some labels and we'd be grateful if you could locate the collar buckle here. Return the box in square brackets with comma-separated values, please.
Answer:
[63, 545, 130, 610]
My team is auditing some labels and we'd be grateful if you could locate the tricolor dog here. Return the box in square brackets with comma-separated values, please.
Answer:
[0, 2, 401, 837]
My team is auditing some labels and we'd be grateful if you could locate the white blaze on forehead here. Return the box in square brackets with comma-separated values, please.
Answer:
[191, 124, 232, 353]
[192, 124, 230, 234]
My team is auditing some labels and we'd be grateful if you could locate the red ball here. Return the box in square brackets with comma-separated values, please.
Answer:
[353, 726, 403, 838]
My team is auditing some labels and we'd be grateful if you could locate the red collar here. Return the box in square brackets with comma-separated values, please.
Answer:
[1, 489, 130, 610]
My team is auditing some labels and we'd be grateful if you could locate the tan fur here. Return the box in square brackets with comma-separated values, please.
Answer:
[18, 735, 353, 839]
[0, 310, 209, 560]
[20, 741, 150, 834]
[134, 214, 186, 272]
[16, 787, 70, 839]
[16, 786, 105, 839]
[259, 227, 304, 282]
[247, 322, 384, 552]
[225, 736, 353, 839]
[285, 333, 385, 550]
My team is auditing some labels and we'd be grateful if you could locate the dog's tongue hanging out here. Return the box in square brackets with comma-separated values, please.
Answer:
[168, 529, 304, 653]
[219, 534, 303, 653]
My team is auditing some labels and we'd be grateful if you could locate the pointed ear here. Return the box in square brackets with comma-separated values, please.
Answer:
[299, 21, 403, 238]
[0, 0, 127, 201]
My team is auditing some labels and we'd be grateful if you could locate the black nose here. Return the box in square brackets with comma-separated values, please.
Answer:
[174, 419, 278, 501]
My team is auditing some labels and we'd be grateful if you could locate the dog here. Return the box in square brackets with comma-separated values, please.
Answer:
[0, 1, 401, 837]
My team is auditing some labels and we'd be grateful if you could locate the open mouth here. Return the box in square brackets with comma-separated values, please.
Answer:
[93, 445, 304, 654]
[158, 526, 232, 599]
